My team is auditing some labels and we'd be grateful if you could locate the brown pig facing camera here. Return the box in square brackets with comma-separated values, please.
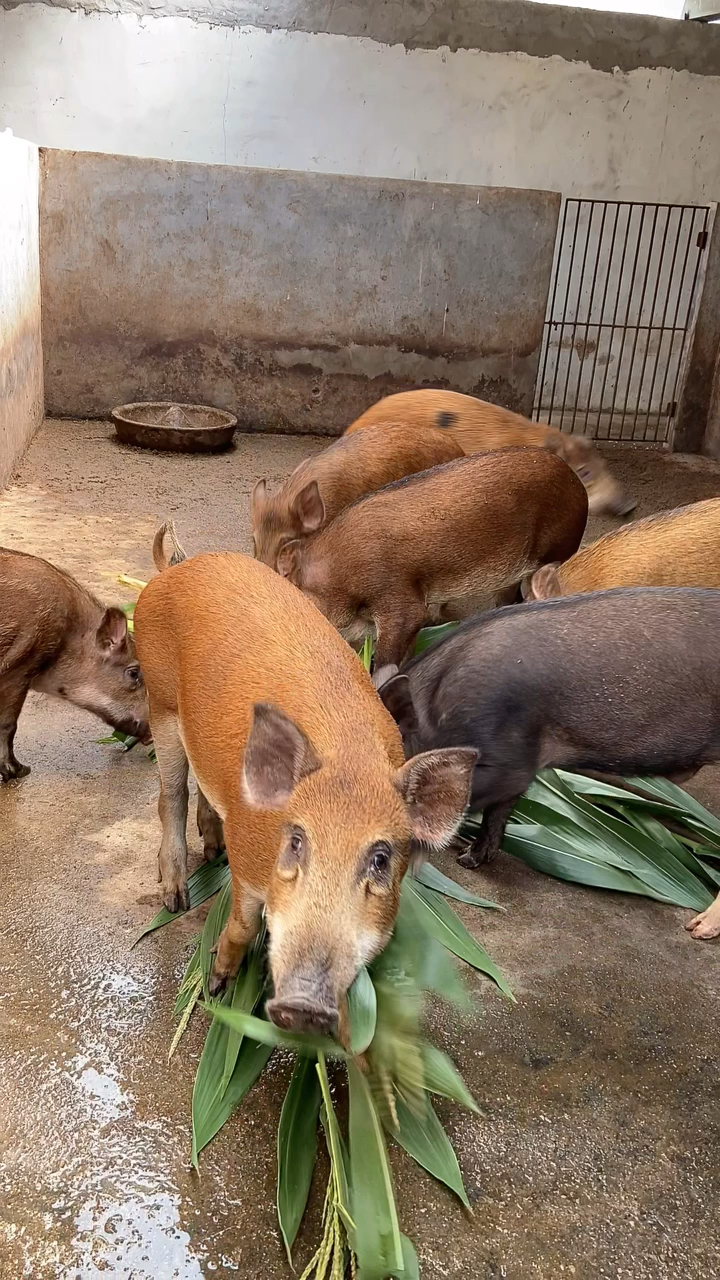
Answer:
[276, 449, 588, 670]
[251, 420, 462, 571]
[0, 546, 150, 780]
[346, 389, 635, 518]
[133, 547, 476, 1039]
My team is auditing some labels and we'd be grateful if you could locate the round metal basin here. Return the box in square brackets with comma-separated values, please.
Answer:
[111, 402, 237, 453]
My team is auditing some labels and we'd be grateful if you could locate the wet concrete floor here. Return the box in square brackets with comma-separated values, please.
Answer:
[0, 420, 719, 1279]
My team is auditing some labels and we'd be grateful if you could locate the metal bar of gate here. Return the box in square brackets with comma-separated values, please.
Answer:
[533, 198, 710, 444]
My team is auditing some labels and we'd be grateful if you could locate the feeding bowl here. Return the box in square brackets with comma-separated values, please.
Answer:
[111, 402, 237, 453]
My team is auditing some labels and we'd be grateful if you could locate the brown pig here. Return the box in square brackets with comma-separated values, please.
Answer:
[0, 547, 150, 780]
[275, 449, 588, 671]
[345, 389, 635, 518]
[527, 498, 720, 601]
[132, 551, 476, 1034]
[251, 421, 462, 570]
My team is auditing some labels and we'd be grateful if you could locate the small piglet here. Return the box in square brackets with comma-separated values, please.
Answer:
[0, 547, 150, 780]
[276, 449, 588, 669]
[527, 498, 720, 599]
[346, 388, 635, 517]
[377, 587, 720, 941]
[133, 550, 475, 1035]
[252, 420, 462, 570]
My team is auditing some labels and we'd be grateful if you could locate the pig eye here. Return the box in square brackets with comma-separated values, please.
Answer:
[124, 664, 142, 688]
[290, 831, 303, 856]
[368, 843, 392, 879]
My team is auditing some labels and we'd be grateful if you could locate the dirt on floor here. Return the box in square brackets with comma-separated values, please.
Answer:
[0, 420, 719, 1280]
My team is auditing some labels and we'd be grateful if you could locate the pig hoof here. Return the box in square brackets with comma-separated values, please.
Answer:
[457, 841, 493, 870]
[0, 760, 30, 782]
[163, 884, 190, 914]
[685, 909, 720, 940]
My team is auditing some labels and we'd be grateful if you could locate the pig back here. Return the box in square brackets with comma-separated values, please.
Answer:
[0, 547, 96, 670]
[285, 422, 462, 522]
[404, 587, 720, 774]
[316, 449, 587, 597]
[345, 389, 553, 452]
[134, 552, 404, 788]
[558, 499, 720, 594]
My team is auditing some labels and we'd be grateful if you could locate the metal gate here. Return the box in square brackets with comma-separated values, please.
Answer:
[532, 199, 711, 444]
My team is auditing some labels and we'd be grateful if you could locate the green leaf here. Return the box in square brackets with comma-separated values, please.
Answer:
[199, 880, 232, 999]
[404, 880, 515, 1002]
[348, 967, 377, 1055]
[277, 1057, 322, 1264]
[203, 1003, 345, 1057]
[220, 936, 267, 1095]
[414, 861, 502, 909]
[191, 1017, 273, 1166]
[502, 770, 714, 910]
[503, 820, 661, 897]
[317, 1053, 355, 1241]
[388, 1095, 470, 1208]
[134, 856, 231, 943]
[396, 1235, 420, 1279]
[412, 623, 458, 655]
[347, 1059, 404, 1280]
[421, 1044, 479, 1113]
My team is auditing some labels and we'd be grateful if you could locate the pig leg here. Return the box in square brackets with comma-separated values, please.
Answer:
[458, 748, 536, 868]
[373, 597, 426, 670]
[0, 676, 31, 781]
[458, 796, 520, 869]
[210, 883, 263, 995]
[196, 787, 225, 861]
[686, 891, 720, 941]
[153, 714, 190, 913]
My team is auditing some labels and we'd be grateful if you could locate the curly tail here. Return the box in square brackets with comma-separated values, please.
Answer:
[152, 520, 187, 572]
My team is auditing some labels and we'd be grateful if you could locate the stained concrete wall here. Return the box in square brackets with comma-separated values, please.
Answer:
[0, 130, 43, 486]
[2, 2, 720, 204]
[39, 150, 559, 428]
[674, 213, 720, 456]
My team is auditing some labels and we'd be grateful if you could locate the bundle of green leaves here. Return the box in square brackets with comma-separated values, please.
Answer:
[138, 852, 510, 1278]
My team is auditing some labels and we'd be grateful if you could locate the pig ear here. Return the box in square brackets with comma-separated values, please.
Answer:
[96, 607, 130, 653]
[376, 672, 419, 738]
[243, 702, 321, 809]
[292, 481, 325, 534]
[276, 540, 300, 579]
[252, 479, 268, 519]
[396, 748, 477, 849]
[528, 564, 562, 600]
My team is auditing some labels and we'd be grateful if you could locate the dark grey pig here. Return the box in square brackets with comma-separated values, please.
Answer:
[0, 547, 150, 779]
[377, 587, 720, 941]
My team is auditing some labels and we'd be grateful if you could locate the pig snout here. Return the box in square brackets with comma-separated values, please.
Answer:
[614, 494, 638, 518]
[267, 977, 339, 1036]
[586, 475, 637, 518]
[110, 712, 153, 745]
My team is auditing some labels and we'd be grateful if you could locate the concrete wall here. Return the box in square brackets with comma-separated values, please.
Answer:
[2, 2, 720, 204]
[674, 213, 720, 455]
[0, 130, 43, 486]
[39, 149, 560, 429]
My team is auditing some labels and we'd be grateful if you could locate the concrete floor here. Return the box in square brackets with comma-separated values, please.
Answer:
[1, 420, 719, 1280]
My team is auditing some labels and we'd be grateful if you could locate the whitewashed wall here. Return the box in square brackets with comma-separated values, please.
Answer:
[1, 4, 719, 203]
[0, 130, 43, 485]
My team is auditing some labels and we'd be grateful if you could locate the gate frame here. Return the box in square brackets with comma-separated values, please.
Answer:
[532, 197, 714, 448]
